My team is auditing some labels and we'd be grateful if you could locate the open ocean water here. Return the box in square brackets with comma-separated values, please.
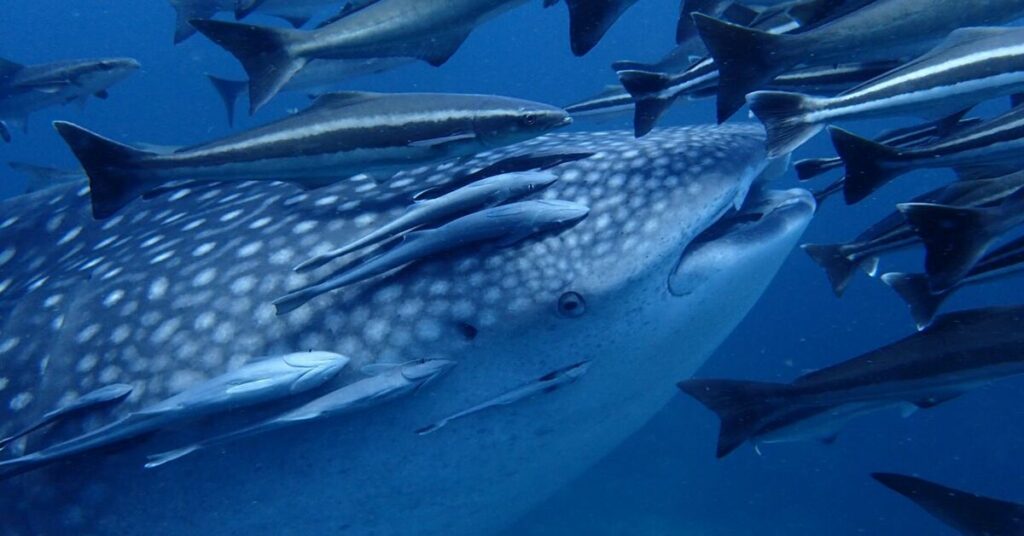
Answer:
[2, 1, 1023, 535]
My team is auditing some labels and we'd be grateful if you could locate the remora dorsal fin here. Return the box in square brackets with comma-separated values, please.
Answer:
[0, 57, 24, 78]
[307, 91, 383, 110]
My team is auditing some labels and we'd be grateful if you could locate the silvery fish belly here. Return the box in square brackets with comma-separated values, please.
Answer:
[0, 125, 809, 535]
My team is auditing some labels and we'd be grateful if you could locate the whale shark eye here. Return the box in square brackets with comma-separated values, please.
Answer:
[557, 291, 586, 318]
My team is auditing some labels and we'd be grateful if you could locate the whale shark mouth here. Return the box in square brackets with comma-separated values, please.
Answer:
[669, 187, 816, 296]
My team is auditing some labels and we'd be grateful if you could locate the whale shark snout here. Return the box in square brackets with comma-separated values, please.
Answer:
[0, 125, 811, 535]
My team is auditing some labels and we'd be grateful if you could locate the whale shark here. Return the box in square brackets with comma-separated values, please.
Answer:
[0, 125, 813, 535]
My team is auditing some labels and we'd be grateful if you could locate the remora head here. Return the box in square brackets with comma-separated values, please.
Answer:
[0, 125, 805, 536]
[471, 97, 572, 147]
[60, 58, 141, 93]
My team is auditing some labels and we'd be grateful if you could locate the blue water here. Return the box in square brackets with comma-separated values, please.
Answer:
[2, 2, 1022, 535]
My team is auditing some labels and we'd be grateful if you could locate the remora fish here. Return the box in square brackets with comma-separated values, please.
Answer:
[831, 105, 1024, 204]
[206, 56, 413, 126]
[191, 0, 533, 112]
[801, 171, 1024, 296]
[275, 199, 591, 314]
[53, 91, 571, 219]
[882, 235, 1024, 330]
[873, 473, 1024, 535]
[620, 58, 899, 137]
[748, 26, 1024, 157]
[416, 360, 591, 435]
[0, 126, 813, 535]
[0, 352, 350, 479]
[146, 359, 456, 468]
[696, 0, 1024, 123]
[619, 12, 801, 136]
[167, 0, 340, 43]
[0, 384, 133, 451]
[679, 306, 1024, 458]
[8, 161, 86, 194]
[0, 56, 139, 141]
[793, 116, 985, 181]
[294, 170, 560, 272]
[899, 187, 1024, 291]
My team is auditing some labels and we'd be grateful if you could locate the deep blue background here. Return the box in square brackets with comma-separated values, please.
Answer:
[3, 2, 1023, 534]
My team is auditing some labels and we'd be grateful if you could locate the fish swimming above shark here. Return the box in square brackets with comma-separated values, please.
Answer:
[802, 171, 1024, 296]
[793, 116, 986, 182]
[294, 170, 561, 272]
[0, 125, 814, 535]
[191, 0, 535, 113]
[206, 56, 413, 126]
[0, 384, 133, 452]
[831, 104, 1024, 204]
[679, 305, 1024, 458]
[275, 198, 591, 314]
[167, 0, 341, 43]
[883, 234, 1024, 330]
[0, 351, 350, 480]
[0, 56, 139, 142]
[53, 91, 570, 219]
[416, 360, 592, 435]
[873, 473, 1024, 536]
[899, 186, 1024, 292]
[748, 25, 1024, 157]
[145, 358, 456, 468]
[696, 0, 1024, 123]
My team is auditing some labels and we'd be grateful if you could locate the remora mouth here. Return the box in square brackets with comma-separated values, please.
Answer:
[669, 188, 816, 296]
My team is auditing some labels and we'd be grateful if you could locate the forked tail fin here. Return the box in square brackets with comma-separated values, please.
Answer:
[206, 74, 248, 127]
[617, 69, 678, 137]
[693, 14, 792, 123]
[879, 272, 949, 331]
[794, 157, 842, 181]
[52, 121, 157, 220]
[746, 90, 822, 157]
[898, 203, 999, 292]
[801, 243, 871, 297]
[829, 127, 905, 205]
[190, 19, 306, 114]
[677, 379, 793, 458]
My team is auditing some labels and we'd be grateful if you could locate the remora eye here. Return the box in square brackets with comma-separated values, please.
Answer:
[522, 113, 539, 127]
[557, 291, 586, 318]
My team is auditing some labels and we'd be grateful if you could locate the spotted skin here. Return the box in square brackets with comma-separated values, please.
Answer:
[0, 125, 803, 536]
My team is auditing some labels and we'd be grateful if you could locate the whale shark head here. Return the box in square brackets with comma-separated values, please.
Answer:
[0, 125, 812, 536]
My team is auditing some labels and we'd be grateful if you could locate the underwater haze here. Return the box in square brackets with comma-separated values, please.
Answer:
[3, 1, 1024, 535]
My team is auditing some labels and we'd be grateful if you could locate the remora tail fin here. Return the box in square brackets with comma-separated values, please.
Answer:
[872, 473, 1024, 535]
[829, 127, 905, 205]
[206, 74, 248, 127]
[189, 19, 306, 114]
[693, 14, 791, 123]
[617, 69, 677, 137]
[747, 90, 823, 157]
[52, 121, 156, 220]
[677, 379, 791, 458]
[676, 0, 728, 44]
[168, 0, 216, 44]
[898, 203, 999, 292]
[880, 273, 947, 331]
[794, 158, 841, 181]
[801, 243, 871, 297]
[565, 0, 638, 56]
